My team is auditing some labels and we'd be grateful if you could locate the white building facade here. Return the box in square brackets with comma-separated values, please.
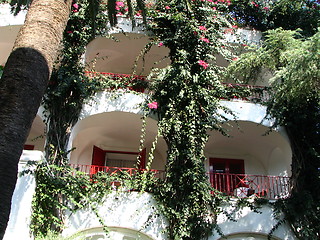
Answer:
[0, 4, 296, 240]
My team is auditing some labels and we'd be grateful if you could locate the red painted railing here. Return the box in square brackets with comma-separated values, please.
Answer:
[70, 164, 290, 200]
[85, 71, 147, 93]
[221, 82, 271, 103]
[85, 71, 270, 102]
[208, 173, 291, 200]
[70, 164, 165, 179]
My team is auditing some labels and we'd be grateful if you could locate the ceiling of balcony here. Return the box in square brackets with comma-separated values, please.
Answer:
[85, 33, 170, 75]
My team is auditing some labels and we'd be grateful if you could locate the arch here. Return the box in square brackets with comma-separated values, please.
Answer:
[69, 111, 167, 171]
[71, 226, 155, 240]
[85, 32, 170, 75]
[205, 120, 292, 177]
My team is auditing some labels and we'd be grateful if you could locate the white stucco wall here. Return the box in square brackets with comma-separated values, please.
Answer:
[63, 191, 167, 240]
[62, 192, 296, 240]
[0, 4, 26, 27]
[212, 200, 296, 240]
[4, 150, 43, 240]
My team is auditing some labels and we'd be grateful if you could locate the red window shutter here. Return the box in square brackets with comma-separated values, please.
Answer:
[24, 145, 34, 150]
[138, 148, 146, 169]
[91, 146, 106, 175]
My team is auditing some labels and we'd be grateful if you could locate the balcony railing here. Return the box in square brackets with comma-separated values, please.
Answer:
[70, 164, 165, 179]
[208, 173, 291, 200]
[85, 71, 271, 103]
[85, 71, 148, 93]
[222, 83, 271, 103]
[70, 164, 290, 200]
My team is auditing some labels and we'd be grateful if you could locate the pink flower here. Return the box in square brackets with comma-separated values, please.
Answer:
[199, 26, 207, 31]
[212, 7, 216, 10]
[232, 57, 239, 61]
[72, 3, 79, 9]
[148, 102, 158, 109]
[165, 6, 170, 9]
[263, 6, 269, 11]
[158, 42, 164, 47]
[116, 1, 125, 7]
[200, 37, 210, 43]
[198, 60, 209, 69]
[251, 1, 259, 7]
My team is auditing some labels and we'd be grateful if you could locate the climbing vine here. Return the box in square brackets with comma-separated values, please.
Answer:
[145, 1, 241, 239]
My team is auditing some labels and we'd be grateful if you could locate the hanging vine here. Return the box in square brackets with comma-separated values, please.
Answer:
[145, 1, 242, 239]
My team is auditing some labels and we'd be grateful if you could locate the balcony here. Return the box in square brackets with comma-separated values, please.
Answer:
[85, 71, 271, 103]
[70, 164, 165, 179]
[70, 164, 290, 200]
[208, 173, 291, 200]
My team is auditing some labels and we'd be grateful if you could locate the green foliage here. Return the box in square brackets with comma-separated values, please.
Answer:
[42, 0, 110, 166]
[228, 0, 320, 36]
[0, 65, 3, 79]
[34, 230, 84, 240]
[26, 161, 161, 237]
[228, 28, 320, 239]
[145, 1, 241, 239]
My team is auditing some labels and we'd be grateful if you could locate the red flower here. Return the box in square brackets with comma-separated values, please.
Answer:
[72, 3, 79, 12]
[251, 1, 259, 7]
[116, 1, 125, 7]
[148, 102, 158, 109]
[158, 42, 164, 47]
[199, 26, 207, 31]
[165, 6, 170, 9]
[200, 37, 210, 43]
[198, 60, 209, 69]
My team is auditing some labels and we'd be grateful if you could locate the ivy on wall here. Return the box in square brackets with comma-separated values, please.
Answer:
[146, 1, 240, 239]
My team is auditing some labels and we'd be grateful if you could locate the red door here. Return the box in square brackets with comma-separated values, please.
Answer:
[91, 146, 106, 174]
[138, 148, 146, 169]
[209, 158, 244, 194]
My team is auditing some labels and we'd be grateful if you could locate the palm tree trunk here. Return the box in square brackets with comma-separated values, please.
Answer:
[0, 0, 71, 238]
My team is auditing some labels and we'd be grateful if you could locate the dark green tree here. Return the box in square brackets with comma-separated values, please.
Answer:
[227, 28, 320, 239]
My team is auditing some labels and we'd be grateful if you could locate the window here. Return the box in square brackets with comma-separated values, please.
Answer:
[91, 146, 146, 174]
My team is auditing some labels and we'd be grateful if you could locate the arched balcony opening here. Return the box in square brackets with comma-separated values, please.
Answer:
[205, 121, 292, 199]
[24, 114, 46, 151]
[68, 111, 167, 178]
[84, 32, 170, 76]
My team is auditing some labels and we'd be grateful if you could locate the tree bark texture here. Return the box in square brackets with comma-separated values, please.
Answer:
[0, 0, 71, 238]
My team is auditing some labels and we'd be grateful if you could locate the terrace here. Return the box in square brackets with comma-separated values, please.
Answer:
[85, 71, 271, 103]
[70, 164, 291, 200]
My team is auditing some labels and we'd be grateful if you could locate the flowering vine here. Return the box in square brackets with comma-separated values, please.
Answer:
[146, 0, 237, 239]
